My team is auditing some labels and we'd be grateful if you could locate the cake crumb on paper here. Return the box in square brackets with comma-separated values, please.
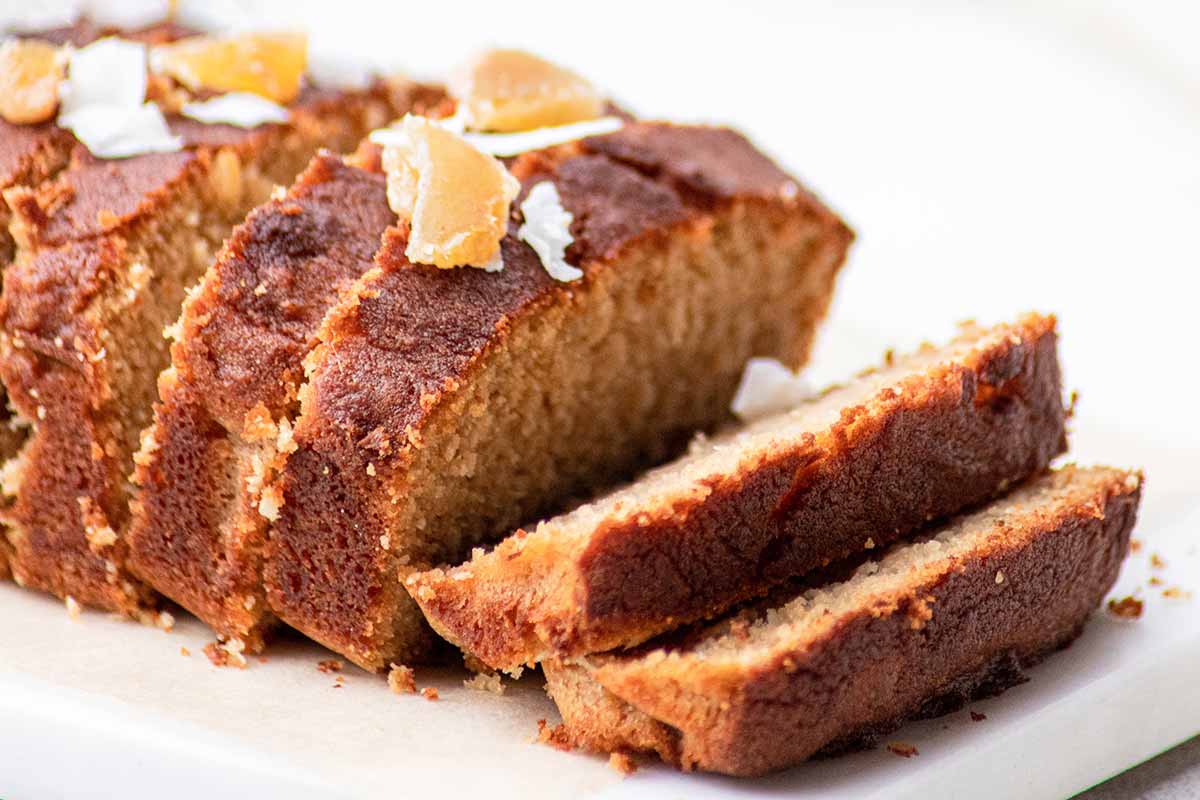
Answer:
[608, 752, 637, 775]
[887, 742, 919, 758]
[1107, 596, 1143, 619]
[387, 663, 416, 694]
[464, 671, 505, 695]
[317, 659, 344, 674]
[421, 687, 439, 701]
[970, 710, 987, 722]
[536, 719, 574, 752]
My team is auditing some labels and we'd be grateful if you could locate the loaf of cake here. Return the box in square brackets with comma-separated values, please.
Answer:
[545, 466, 1143, 776]
[251, 119, 851, 670]
[0, 19, 429, 615]
[406, 314, 1068, 670]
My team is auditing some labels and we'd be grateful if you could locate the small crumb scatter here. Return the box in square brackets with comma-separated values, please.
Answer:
[608, 752, 637, 776]
[387, 663, 416, 694]
[180, 647, 191, 657]
[536, 719, 574, 752]
[995, 570, 1005, 584]
[1130, 539, 1143, 553]
[204, 638, 248, 668]
[1150, 553, 1167, 569]
[864, 537, 875, 550]
[317, 659, 344, 674]
[65, 596, 81, 619]
[156, 611, 175, 631]
[421, 687, 439, 701]
[1163, 587, 1192, 600]
[887, 742, 919, 758]
[1149, 576, 1164, 587]
[1107, 596, 1143, 619]
[464, 671, 505, 695]
[970, 711, 987, 722]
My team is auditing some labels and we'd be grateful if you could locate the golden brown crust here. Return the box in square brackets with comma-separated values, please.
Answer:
[408, 315, 1067, 669]
[547, 467, 1142, 776]
[0, 33, 415, 612]
[264, 123, 852, 670]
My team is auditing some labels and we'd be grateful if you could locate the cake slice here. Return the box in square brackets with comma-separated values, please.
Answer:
[0, 20, 192, 584]
[0, 23, 427, 614]
[125, 147, 403, 650]
[264, 122, 852, 670]
[545, 465, 1143, 776]
[406, 313, 1067, 670]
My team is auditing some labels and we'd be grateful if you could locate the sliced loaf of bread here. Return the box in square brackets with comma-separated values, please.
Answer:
[407, 313, 1067, 670]
[544, 465, 1142, 776]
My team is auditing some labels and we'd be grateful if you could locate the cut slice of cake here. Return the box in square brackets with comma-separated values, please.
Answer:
[264, 122, 852, 671]
[0, 21, 430, 614]
[125, 148, 402, 650]
[544, 465, 1143, 776]
[406, 313, 1067, 670]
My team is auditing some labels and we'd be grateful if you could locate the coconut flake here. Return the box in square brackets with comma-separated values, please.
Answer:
[57, 37, 181, 159]
[730, 358, 813, 422]
[518, 182, 580, 282]
[181, 92, 290, 128]
[462, 116, 623, 157]
[82, 0, 172, 30]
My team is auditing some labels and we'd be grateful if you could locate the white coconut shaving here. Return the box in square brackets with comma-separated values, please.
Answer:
[518, 181, 581, 282]
[181, 92, 290, 128]
[730, 358, 813, 422]
[57, 37, 181, 159]
[82, 0, 172, 30]
[462, 116, 624, 157]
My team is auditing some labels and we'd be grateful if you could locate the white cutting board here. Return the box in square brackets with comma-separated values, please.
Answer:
[1, 1, 1198, 798]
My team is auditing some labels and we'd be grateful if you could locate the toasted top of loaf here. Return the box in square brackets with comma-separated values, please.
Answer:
[407, 313, 1067, 669]
[266, 122, 852, 669]
[548, 465, 1142, 775]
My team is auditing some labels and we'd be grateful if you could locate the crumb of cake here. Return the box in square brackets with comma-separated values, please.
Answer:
[608, 752, 637, 776]
[1163, 587, 1192, 600]
[204, 638, 248, 668]
[970, 710, 987, 722]
[335, 676, 346, 687]
[1130, 539, 1143, 553]
[421, 687, 439, 701]
[378, 115, 518, 269]
[257, 656, 269, 664]
[1150, 553, 1166, 569]
[65, 596, 82, 620]
[464, 671, 505, 695]
[448, 49, 603, 133]
[1149, 576, 1164, 587]
[518, 182, 580, 282]
[258, 486, 283, 521]
[156, 611, 176, 631]
[864, 537, 876, 550]
[1066, 389, 1079, 419]
[1107, 596, 1143, 619]
[150, 32, 308, 104]
[317, 659, 344, 674]
[995, 570, 1005, 584]
[535, 719, 574, 752]
[463, 654, 493, 674]
[887, 742, 919, 758]
[387, 663, 417, 694]
[0, 39, 66, 124]
[180, 647, 191, 657]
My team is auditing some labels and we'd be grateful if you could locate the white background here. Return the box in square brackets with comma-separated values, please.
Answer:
[1, 1, 1197, 798]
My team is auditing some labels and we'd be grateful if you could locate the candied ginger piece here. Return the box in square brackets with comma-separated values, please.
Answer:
[381, 115, 519, 270]
[0, 39, 66, 124]
[449, 49, 603, 133]
[150, 32, 307, 105]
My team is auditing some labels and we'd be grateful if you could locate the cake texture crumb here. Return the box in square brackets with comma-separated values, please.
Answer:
[388, 664, 417, 694]
[422, 687, 440, 701]
[887, 742, 919, 758]
[1107, 596, 1144, 619]
[317, 659, 344, 674]
[464, 671, 505, 695]
[536, 719, 574, 752]
[970, 711, 987, 722]
[65, 596, 82, 619]
[608, 752, 637, 776]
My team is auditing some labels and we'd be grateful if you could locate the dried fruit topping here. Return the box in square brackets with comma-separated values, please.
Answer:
[150, 32, 307, 105]
[381, 115, 519, 270]
[449, 49, 603, 133]
[0, 39, 67, 124]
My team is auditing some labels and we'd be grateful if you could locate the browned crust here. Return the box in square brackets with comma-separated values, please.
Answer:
[549, 467, 1142, 776]
[0, 35, 414, 612]
[408, 314, 1067, 668]
[264, 123, 852, 670]
[125, 154, 399, 645]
